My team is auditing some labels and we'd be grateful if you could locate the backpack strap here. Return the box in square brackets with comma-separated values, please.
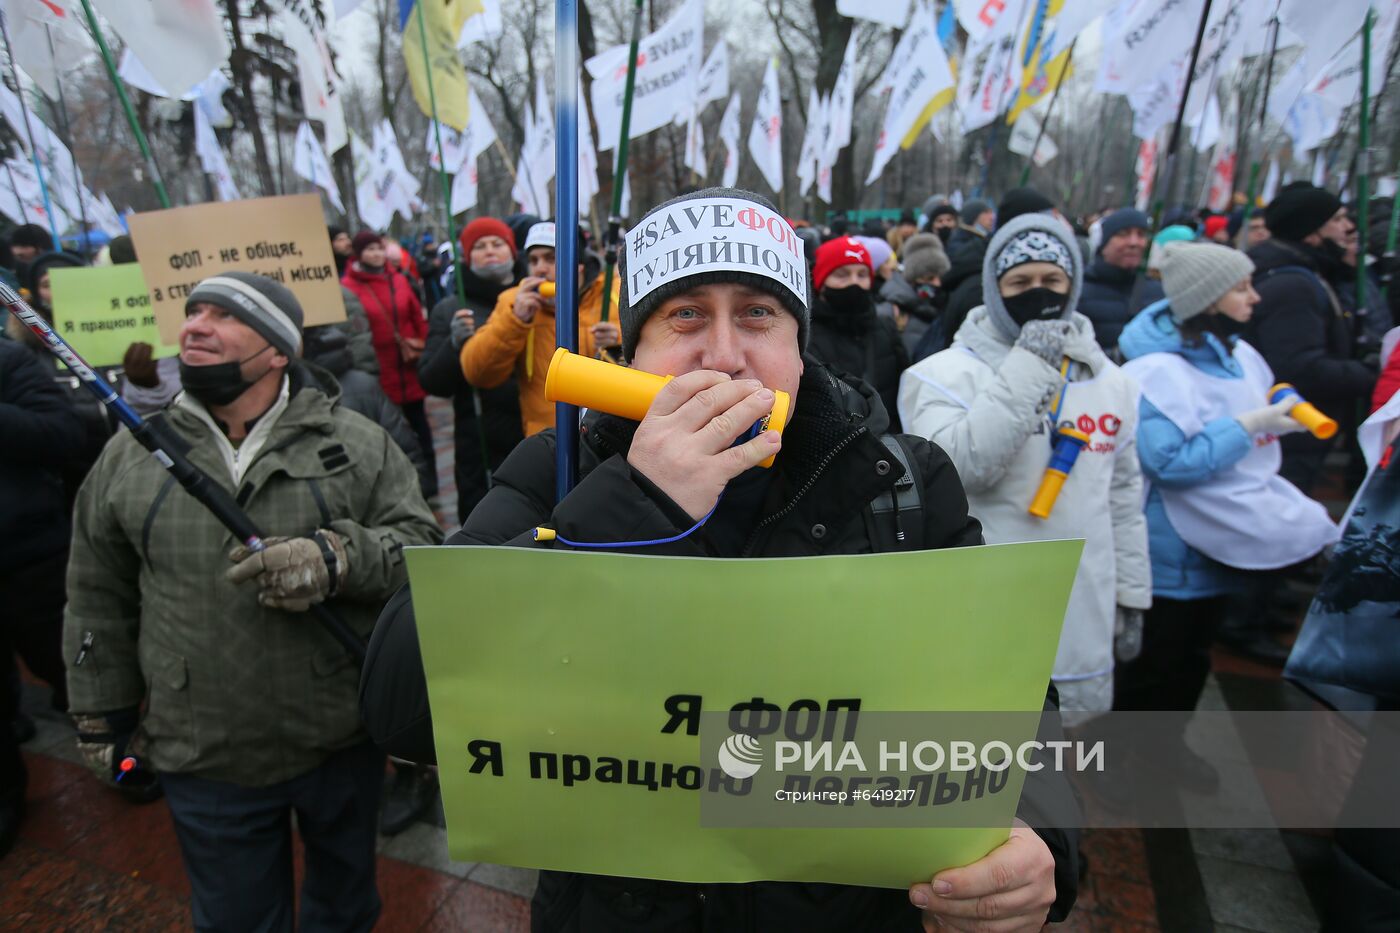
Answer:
[867, 434, 925, 551]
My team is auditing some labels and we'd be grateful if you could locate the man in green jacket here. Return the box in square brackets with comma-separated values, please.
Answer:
[63, 272, 441, 932]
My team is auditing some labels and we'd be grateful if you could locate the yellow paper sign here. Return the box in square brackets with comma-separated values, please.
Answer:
[48, 264, 179, 367]
[127, 194, 345, 344]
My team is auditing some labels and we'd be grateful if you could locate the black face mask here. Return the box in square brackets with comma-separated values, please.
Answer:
[1001, 287, 1068, 327]
[1318, 238, 1348, 265]
[935, 226, 953, 244]
[178, 345, 274, 407]
[821, 284, 874, 316]
[1200, 312, 1248, 341]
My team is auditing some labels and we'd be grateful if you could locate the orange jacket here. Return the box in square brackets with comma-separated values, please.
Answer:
[459, 275, 618, 436]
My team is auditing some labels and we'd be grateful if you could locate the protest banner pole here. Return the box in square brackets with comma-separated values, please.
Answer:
[555, 0, 581, 501]
[1383, 182, 1399, 301]
[1237, 8, 1281, 248]
[492, 137, 518, 182]
[0, 282, 367, 664]
[76, 0, 170, 209]
[597, 0, 646, 328]
[1355, 9, 1372, 314]
[43, 22, 91, 259]
[1019, 38, 1076, 188]
[415, 2, 493, 491]
[1155, 0, 1215, 223]
[0, 12, 61, 246]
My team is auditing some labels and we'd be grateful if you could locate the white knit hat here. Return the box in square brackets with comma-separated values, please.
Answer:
[1159, 242, 1256, 322]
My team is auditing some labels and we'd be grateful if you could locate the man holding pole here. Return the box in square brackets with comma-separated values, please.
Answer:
[63, 272, 440, 931]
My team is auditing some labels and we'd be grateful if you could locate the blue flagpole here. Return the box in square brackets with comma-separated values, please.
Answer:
[554, 0, 580, 502]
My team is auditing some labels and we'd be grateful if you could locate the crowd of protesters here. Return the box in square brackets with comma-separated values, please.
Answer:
[0, 176, 1397, 930]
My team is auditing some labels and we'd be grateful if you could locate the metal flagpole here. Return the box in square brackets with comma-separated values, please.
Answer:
[76, 0, 170, 208]
[554, 0, 581, 501]
[0, 12, 61, 246]
[1383, 181, 1399, 302]
[597, 0, 645, 332]
[1155, 0, 1215, 224]
[43, 23, 91, 259]
[414, 2, 494, 491]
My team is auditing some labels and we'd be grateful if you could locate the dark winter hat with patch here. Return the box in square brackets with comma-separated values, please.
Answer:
[186, 271, 304, 357]
[619, 187, 809, 362]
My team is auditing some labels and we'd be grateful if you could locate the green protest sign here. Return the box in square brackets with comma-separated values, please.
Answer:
[408, 540, 1082, 888]
[48, 265, 176, 367]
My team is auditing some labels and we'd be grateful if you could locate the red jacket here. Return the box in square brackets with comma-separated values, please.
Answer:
[1374, 342, 1400, 414]
[342, 263, 428, 405]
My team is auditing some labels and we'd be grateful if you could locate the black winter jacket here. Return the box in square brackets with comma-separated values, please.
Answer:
[0, 339, 84, 567]
[1078, 258, 1164, 351]
[806, 297, 909, 431]
[1246, 237, 1377, 416]
[359, 361, 1079, 932]
[305, 332, 436, 497]
[419, 269, 524, 520]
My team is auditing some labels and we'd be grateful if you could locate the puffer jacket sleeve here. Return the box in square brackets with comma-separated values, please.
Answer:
[418, 298, 466, 397]
[1136, 398, 1254, 488]
[63, 439, 146, 715]
[899, 348, 1062, 494]
[323, 425, 442, 603]
[1109, 383, 1152, 610]
[459, 290, 530, 389]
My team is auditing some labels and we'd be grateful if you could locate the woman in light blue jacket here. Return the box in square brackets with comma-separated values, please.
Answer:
[1115, 242, 1337, 791]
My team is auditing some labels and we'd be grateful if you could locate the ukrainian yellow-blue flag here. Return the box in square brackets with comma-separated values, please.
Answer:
[400, 0, 481, 129]
[1006, 0, 1073, 126]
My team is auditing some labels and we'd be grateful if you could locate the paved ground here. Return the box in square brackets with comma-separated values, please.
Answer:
[1, 397, 1354, 930]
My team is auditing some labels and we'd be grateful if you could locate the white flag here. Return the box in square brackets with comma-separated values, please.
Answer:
[0, 157, 69, 230]
[682, 107, 707, 178]
[1312, 150, 1327, 187]
[2, 0, 89, 100]
[1280, 0, 1369, 83]
[958, 0, 1026, 133]
[1188, 88, 1221, 152]
[697, 42, 729, 109]
[827, 33, 859, 156]
[1008, 111, 1058, 167]
[92, 0, 228, 100]
[719, 91, 741, 189]
[747, 60, 783, 193]
[955, 0, 1018, 44]
[816, 94, 834, 203]
[352, 132, 394, 231]
[293, 121, 344, 214]
[82, 188, 124, 237]
[193, 104, 240, 202]
[370, 120, 418, 222]
[1261, 160, 1281, 204]
[458, 0, 503, 47]
[429, 87, 498, 171]
[1135, 138, 1158, 212]
[0, 82, 85, 218]
[836, 0, 911, 28]
[451, 156, 478, 215]
[867, 1, 954, 184]
[1130, 58, 1189, 142]
[271, 1, 348, 153]
[796, 86, 822, 196]
[1204, 95, 1238, 212]
[586, 0, 704, 150]
[1180, 0, 1270, 124]
[1097, 0, 1207, 96]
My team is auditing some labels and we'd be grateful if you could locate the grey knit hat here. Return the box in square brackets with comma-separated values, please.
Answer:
[186, 271, 304, 357]
[960, 199, 993, 226]
[981, 214, 1083, 342]
[901, 233, 950, 282]
[619, 187, 809, 362]
[1159, 242, 1255, 322]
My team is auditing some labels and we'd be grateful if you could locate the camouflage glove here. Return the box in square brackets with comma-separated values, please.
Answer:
[226, 529, 349, 612]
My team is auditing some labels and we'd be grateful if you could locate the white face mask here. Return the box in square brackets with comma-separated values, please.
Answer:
[471, 260, 515, 285]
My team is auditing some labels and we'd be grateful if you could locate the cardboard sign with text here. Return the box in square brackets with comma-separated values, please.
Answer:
[128, 194, 345, 344]
[48, 265, 180, 367]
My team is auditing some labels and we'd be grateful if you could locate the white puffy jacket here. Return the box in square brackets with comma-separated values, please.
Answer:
[899, 307, 1152, 717]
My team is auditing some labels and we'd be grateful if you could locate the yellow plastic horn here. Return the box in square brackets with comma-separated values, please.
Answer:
[538, 281, 556, 298]
[1268, 383, 1338, 440]
[544, 348, 791, 468]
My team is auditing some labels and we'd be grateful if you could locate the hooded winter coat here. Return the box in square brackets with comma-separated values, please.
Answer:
[359, 360, 1079, 931]
[342, 262, 428, 405]
[419, 268, 524, 520]
[64, 361, 442, 786]
[899, 308, 1151, 717]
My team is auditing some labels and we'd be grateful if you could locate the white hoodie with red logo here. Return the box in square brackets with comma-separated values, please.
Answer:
[899, 308, 1151, 720]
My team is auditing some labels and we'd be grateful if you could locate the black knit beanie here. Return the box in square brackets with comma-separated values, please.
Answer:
[619, 187, 810, 362]
[1265, 184, 1343, 242]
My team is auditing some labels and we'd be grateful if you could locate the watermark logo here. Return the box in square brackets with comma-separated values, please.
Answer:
[717, 732, 764, 779]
